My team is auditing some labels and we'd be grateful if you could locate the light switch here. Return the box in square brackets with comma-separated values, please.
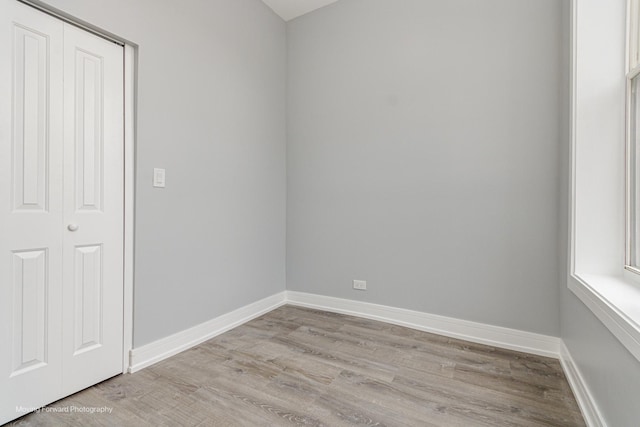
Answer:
[153, 168, 166, 188]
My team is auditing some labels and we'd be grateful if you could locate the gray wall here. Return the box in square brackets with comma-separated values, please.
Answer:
[39, 0, 287, 346]
[287, 0, 563, 335]
[25, 0, 640, 423]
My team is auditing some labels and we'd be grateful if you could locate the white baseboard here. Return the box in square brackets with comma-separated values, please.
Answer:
[128, 290, 561, 374]
[128, 292, 287, 373]
[285, 291, 561, 358]
[559, 342, 606, 427]
[127, 290, 606, 425]
[129, 290, 560, 367]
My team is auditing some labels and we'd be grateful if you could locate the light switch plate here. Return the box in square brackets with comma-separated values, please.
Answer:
[153, 168, 166, 188]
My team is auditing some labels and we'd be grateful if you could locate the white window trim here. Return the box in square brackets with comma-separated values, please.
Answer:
[570, 0, 640, 363]
[626, 0, 640, 271]
[568, 275, 640, 361]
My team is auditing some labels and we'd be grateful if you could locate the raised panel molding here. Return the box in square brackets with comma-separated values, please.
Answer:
[73, 245, 103, 354]
[12, 25, 49, 212]
[74, 49, 103, 212]
[11, 249, 48, 376]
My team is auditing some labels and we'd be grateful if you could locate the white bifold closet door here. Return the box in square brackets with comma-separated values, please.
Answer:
[0, 1, 124, 423]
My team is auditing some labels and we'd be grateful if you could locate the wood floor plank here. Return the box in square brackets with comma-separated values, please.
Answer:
[392, 366, 581, 427]
[7, 305, 585, 427]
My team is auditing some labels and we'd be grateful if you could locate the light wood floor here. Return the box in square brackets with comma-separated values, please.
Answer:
[7, 306, 585, 426]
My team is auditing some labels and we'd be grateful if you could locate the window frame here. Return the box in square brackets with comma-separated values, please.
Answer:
[627, 0, 640, 275]
[569, 0, 640, 364]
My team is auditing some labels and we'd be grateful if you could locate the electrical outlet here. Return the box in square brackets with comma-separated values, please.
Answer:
[353, 280, 367, 290]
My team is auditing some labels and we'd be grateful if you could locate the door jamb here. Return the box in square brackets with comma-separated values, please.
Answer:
[123, 44, 135, 373]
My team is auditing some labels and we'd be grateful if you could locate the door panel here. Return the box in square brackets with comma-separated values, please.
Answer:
[61, 22, 124, 396]
[73, 244, 103, 354]
[74, 49, 104, 212]
[0, 1, 64, 422]
[12, 25, 50, 212]
[11, 249, 49, 375]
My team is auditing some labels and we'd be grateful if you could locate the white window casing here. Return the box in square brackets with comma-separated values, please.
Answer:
[570, 0, 640, 362]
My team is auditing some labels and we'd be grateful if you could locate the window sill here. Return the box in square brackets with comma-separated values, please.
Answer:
[569, 273, 640, 362]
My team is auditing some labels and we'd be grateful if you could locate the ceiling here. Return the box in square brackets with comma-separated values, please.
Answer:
[261, 0, 340, 21]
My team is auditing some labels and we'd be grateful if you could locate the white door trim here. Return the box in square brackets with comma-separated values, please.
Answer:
[123, 44, 136, 373]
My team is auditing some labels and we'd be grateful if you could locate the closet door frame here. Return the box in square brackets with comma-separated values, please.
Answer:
[18, 0, 137, 374]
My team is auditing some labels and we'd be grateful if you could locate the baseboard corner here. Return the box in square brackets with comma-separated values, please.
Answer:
[559, 341, 606, 427]
[128, 291, 287, 373]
